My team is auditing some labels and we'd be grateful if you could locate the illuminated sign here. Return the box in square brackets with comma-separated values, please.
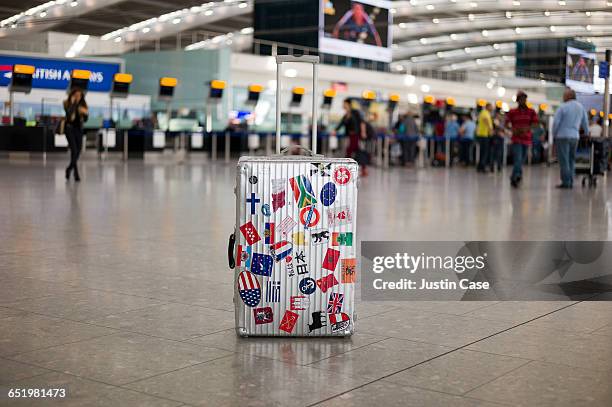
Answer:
[0, 55, 120, 91]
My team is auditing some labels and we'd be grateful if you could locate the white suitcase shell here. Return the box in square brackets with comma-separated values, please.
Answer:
[232, 156, 358, 336]
[229, 55, 358, 336]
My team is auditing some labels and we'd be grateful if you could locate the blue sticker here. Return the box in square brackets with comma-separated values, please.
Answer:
[251, 253, 274, 277]
[299, 277, 317, 295]
[320, 182, 337, 207]
[261, 203, 271, 217]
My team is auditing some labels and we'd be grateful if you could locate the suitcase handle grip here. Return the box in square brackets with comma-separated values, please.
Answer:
[275, 55, 319, 156]
[275, 145, 323, 157]
[276, 55, 320, 64]
[228, 233, 236, 269]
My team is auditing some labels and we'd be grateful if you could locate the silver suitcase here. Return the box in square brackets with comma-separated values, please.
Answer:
[229, 55, 358, 337]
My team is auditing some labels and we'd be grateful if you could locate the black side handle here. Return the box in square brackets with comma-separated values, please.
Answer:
[228, 233, 236, 269]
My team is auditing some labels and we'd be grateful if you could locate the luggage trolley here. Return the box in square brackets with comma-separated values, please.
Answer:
[576, 137, 607, 188]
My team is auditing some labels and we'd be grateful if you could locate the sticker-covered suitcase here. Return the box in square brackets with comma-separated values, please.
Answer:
[229, 55, 358, 336]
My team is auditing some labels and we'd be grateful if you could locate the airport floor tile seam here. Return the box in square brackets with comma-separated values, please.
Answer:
[302, 300, 588, 406]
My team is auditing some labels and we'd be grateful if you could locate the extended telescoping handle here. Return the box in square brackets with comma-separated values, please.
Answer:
[275, 55, 320, 155]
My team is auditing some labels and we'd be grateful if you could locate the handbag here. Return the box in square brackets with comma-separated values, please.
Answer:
[353, 140, 371, 165]
[55, 118, 66, 136]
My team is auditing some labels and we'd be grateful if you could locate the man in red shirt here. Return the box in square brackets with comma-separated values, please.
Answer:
[506, 90, 539, 188]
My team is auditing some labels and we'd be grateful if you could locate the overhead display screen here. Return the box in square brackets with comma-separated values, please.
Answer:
[320, 0, 392, 63]
[566, 46, 596, 94]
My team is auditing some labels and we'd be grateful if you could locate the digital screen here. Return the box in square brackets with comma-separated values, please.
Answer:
[209, 88, 223, 99]
[10, 72, 33, 91]
[69, 77, 89, 91]
[247, 91, 260, 103]
[112, 81, 130, 96]
[320, 0, 392, 62]
[566, 46, 596, 94]
[159, 86, 174, 98]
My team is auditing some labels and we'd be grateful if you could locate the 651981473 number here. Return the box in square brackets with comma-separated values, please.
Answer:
[7, 388, 66, 398]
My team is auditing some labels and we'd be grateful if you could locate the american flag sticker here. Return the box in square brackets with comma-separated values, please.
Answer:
[237, 271, 261, 308]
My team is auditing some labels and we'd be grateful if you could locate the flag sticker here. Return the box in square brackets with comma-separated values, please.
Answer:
[270, 240, 293, 262]
[320, 182, 337, 206]
[236, 245, 252, 269]
[251, 253, 274, 277]
[271, 179, 286, 212]
[341, 258, 357, 283]
[265, 280, 281, 302]
[240, 221, 261, 246]
[279, 310, 299, 333]
[289, 175, 317, 208]
[237, 271, 261, 307]
[327, 293, 344, 314]
[316, 273, 339, 293]
[253, 307, 273, 325]
[322, 248, 341, 272]
[334, 166, 351, 185]
[265, 222, 275, 244]
[332, 232, 353, 246]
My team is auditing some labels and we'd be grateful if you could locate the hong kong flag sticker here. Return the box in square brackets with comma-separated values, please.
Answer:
[334, 167, 351, 185]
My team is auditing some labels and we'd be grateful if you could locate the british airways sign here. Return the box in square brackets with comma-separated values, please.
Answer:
[0, 55, 120, 92]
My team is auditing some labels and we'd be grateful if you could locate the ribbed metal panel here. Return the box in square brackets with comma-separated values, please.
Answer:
[233, 155, 358, 337]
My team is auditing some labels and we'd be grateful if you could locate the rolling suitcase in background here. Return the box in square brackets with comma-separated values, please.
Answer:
[228, 55, 358, 337]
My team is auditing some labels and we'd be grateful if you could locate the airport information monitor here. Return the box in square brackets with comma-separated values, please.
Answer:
[566, 46, 596, 94]
[320, 0, 392, 62]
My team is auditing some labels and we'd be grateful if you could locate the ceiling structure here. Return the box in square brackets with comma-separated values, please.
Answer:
[1, 0, 612, 78]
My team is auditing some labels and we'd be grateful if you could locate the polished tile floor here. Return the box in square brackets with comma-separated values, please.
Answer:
[1, 156, 611, 407]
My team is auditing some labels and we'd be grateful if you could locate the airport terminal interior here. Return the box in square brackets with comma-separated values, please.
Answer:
[1, 1, 612, 406]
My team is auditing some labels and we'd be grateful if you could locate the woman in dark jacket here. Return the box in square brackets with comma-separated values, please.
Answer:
[63, 88, 88, 181]
[331, 98, 368, 176]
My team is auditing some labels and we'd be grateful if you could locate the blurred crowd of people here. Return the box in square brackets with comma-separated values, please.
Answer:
[334, 89, 609, 189]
